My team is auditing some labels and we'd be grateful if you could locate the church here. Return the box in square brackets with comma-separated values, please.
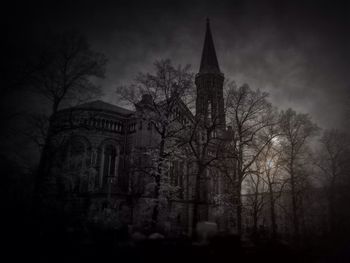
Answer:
[46, 19, 235, 236]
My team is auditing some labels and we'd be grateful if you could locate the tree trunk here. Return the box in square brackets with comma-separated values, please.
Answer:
[268, 183, 277, 240]
[151, 173, 161, 231]
[328, 185, 336, 234]
[191, 165, 204, 238]
[236, 182, 243, 237]
[290, 156, 300, 243]
[236, 147, 243, 238]
[33, 131, 54, 205]
[151, 138, 165, 231]
[34, 107, 59, 199]
[253, 209, 258, 238]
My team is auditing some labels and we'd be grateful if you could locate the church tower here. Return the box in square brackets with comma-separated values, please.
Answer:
[195, 19, 225, 129]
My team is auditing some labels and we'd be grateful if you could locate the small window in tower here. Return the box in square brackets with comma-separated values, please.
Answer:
[207, 101, 212, 121]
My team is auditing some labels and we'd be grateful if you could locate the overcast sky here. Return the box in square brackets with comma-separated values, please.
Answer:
[4, 0, 350, 130]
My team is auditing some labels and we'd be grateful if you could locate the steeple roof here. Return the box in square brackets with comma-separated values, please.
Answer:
[199, 18, 221, 74]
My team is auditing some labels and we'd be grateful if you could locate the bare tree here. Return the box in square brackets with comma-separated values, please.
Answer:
[279, 108, 319, 242]
[116, 59, 194, 230]
[253, 130, 287, 240]
[183, 112, 228, 236]
[225, 82, 278, 236]
[244, 172, 266, 238]
[315, 129, 350, 234]
[31, 31, 107, 114]
[32, 31, 107, 206]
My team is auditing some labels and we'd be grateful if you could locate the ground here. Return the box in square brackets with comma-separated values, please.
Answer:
[6, 223, 350, 263]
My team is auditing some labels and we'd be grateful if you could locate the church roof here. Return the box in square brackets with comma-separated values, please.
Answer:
[199, 19, 221, 74]
[73, 100, 134, 115]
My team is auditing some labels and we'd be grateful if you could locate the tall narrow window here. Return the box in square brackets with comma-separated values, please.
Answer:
[69, 140, 85, 171]
[63, 138, 87, 193]
[103, 145, 117, 187]
[207, 101, 212, 121]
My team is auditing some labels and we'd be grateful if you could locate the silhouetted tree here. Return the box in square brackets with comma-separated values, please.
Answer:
[315, 129, 350, 234]
[116, 59, 194, 231]
[184, 112, 227, 236]
[256, 135, 286, 240]
[279, 108, 319, 243]
[31, 31, 107, 224]
[245, 172, 266, 238]
[225, 82, 278, 236]
[31, 31, 107, 113]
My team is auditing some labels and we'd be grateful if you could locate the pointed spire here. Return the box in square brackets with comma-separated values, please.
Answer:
[199, 18, 221, 74]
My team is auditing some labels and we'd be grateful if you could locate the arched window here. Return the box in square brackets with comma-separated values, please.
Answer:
[62, 137, 90, 193]
[102, 144, 118, 187]
[68, 139, 85, 171]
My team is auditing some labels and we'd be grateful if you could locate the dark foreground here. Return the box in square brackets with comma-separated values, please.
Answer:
[5, 225, 350, 263]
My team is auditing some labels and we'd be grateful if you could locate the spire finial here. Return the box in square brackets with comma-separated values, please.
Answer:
[199, 18, 221, 74]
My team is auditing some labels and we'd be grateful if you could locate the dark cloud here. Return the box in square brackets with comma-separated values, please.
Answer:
[3, 0, 350, 130]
